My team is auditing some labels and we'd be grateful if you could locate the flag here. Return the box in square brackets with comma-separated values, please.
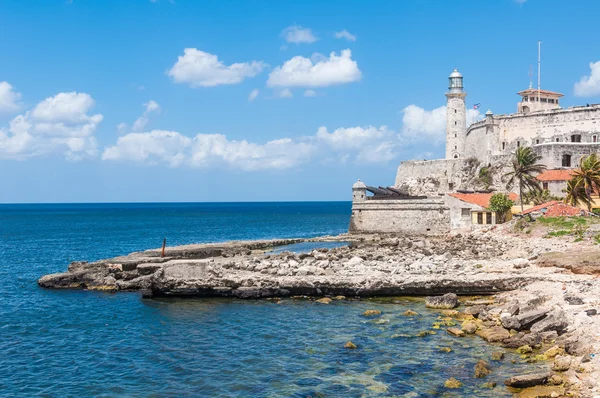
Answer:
[473, 103, 481, 110]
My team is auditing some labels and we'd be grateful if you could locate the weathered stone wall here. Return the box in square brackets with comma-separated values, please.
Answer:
[533, 142, 600, 169]
[462, 105, 600, 162]
[445, 195, 483, 229]
[349, 198, 450, 235]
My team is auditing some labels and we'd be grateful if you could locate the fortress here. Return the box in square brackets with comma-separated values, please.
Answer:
[350, 68, 600, 234]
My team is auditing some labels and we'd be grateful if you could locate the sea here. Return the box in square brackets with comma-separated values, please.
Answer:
[0, 202, 541, 397]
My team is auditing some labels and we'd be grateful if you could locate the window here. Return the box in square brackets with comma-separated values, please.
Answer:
[502, 142, 506, 150]
[523, 96, 528, 101]
[541, 98, 547, 103]
[486, 213, 492, 225]
[536, 139, 540, 144]
[594, 135, 597, 143]
[449, 183, 454, 191]
[453, 154, 459, 159]
[477, 212, 483, 224]
[455, 121, 457, 125]
[562, 154, 572, 167]
[549, 99, 555, 104]
[571, 134, 581, 143]
[454, 134, 457, 138]
[543, 182, 549, 190]
[517, 141, 521, 147]
[455, 109, 457, 113]
[454, 146, 457, 150]
[556, 138, 560, 142]
[461, 208, 470, 216]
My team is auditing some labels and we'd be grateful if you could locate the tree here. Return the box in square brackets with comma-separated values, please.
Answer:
[504, 147, 547, 212]
[569, 153, 600, 212]
[488, 193, 514, 223]
[564, 178, 588, 208]
[522, 189, 561, 205]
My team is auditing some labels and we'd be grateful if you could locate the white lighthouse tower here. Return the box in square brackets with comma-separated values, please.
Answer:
[445, 68, 467, 159]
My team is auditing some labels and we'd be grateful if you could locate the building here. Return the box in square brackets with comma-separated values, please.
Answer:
[350, 65, 600, 235]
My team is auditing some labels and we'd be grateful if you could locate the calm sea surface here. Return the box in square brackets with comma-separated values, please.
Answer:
[0, 202, 539, 397]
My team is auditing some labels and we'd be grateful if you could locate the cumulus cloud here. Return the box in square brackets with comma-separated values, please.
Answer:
[281, 25, 318, 44]
[277, 88, 293, 98]
[574, 61, 600, 97]
[167, 48, 266, 87]
[132, 100, 161, 132]
[334, 30, 356, 42]
[248, 89, 259, 101]
[102, 124, 398, 170]
[267, 49, 361, 88]
[0, 82, 23, 113]
[0, 92, 101, 160]
[400, 105, 483, 143]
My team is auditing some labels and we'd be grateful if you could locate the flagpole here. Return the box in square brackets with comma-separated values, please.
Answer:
[537, 40, 541, 104]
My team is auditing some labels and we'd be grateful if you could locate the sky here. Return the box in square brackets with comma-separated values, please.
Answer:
[1, 0, 600, 203]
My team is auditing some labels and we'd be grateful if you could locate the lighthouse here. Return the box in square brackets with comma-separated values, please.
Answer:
[445, 68, 467, 159]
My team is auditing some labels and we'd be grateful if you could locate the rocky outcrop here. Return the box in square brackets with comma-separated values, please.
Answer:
[38, 233, 541, 298]
[504, 372, 552, 388]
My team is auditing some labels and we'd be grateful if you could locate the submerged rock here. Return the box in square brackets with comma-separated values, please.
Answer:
[315, 298, 332, 304]
[344, 341, 357, 349]
[474, 360, 492, 378]
[425, 293, 459, 309]
[476, 326, 510, 342]
[491, 351, 505, 361]
[363, 309, 381, 317]
[516, 385, 565, 398]
[446, 328, 465, 337]
[461, 321, 478, 334]
[402, 309, 419, 316]
[444, 378, 462, 389]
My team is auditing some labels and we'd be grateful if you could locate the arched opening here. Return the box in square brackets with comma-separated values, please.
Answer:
[502, 142, 506, 150]
[453, 154, 459, 159]
[562, 154, 572, 167]
[593, 135, 597, 143]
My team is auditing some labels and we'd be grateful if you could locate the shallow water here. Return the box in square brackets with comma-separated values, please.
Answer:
[0, 202, 542, 397]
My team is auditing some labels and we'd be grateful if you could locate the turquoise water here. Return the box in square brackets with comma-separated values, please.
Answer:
[0, 202, 538, 397]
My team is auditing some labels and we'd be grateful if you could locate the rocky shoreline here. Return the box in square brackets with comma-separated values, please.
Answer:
[38, 228, 600, 396]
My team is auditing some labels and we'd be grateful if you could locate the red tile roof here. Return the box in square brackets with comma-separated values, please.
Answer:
[520, 201, 582, 217]
[536, 169, 575, 182]
[448, 192, 519, 208]
[517, 88, 564, 97]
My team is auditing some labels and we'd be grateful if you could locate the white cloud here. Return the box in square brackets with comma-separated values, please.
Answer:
[304, 89, 317, 97]
[574, 61, 600, 97]
[167, 48, 266, 87]
[267, 49, 361, 88]
[281, 25, 317, 44]
[278, 88, 293, 98]
[102, 124, 399, 169]
[401, 105, 446, 141]
[400, 105, 483, 143]
[0, 92, 101, 160]
[132, 100, 160, 132]
[0, 82, 22, 114]
[248, 89, 260, 101]
[334, 30, 356, 42]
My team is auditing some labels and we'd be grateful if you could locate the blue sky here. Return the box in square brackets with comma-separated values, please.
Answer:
[1, 0, 600, 203]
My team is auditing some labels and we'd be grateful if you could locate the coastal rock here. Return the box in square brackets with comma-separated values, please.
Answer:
[136, 263, 162, 275]
[585, 309, 597, 316]
[461, 321, 478, 334]
[517, 386, 565, 398]
[501, 314, 521, 330]
[447, 328, 465, 337]
[402, 309, 419, 316]
[516, 309, 549, 330]
[516, 345, 533, 354]
[363, 310, 381, 317]
[564, 295, 584, 305]
[425, 293, 459, 309]
[502, 332, 542, 349]
[530, 310, 568, 335]
[552, 355, 571, 371]
[544, 345, 564, 359]
[481, 381, 497, 389]
[504, 372, 552, 388]
[476, 326, 510, 342]
[474, 360, 492, 378]
[315, 298, 332, 304]
[491, 351, 504, 361]
[464, 304, 486, 318]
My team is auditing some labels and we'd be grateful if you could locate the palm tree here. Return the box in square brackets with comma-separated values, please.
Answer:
[570, 153, 600, 212]
[504, 146, 547, 212]
[564, 178, 589, 209]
